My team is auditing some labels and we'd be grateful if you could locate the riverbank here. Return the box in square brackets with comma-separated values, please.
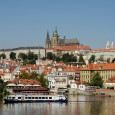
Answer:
[68, 88, 115, 96]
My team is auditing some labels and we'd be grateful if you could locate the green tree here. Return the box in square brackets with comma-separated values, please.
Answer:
[38, 74, 49, 88]
[90, 72, 103, 88]
[0, 79, 4, 93]
[10, 52, 16, 60]
[89, 55, 95, 63]
[46, 52, 54, 60]
[79, 54, 85, 63]
[0, 53, 6, 59]
[19, 72, 30, 79]
[18, 53, 27, 60]
[112, 58, 115, 63]
[106, 58, 110, 63]
[30, 72, 39, 80]
[98, 55, 104, 62]
[42, 57, 46, 60]
[27, 51, 34, 60]
[62, 53, 71, 62]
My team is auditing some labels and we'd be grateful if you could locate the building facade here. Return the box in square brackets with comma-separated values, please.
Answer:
[80, 63, 115, 86]
[45, 27, 79, 48]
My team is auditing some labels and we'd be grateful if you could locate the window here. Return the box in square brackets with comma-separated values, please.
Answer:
[18, 97, 21, 99]
[12, 97, 15, 99]
[42, 97, 45, 99]
[39, 97, 41, 99]
[49, 97, 52, 99]
[35, 97, 38, 99]
[32, 97, 34, 99]
[25, 97, 27, 99]
[46, 97, 48, 99]
[28, 97, 31, 99]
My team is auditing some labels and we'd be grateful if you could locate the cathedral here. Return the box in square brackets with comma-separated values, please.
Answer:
[45, 27, 79, 48]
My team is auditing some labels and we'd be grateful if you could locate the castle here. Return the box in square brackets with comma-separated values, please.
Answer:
[45, 27, 79, 48]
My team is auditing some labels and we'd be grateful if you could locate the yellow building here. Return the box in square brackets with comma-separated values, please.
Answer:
[80, 63, 115, 86]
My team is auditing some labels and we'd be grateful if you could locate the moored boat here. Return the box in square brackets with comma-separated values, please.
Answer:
[4, 94, 68, 103]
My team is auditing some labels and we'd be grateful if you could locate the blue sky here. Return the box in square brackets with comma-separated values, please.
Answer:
[0, 0, 115, 49]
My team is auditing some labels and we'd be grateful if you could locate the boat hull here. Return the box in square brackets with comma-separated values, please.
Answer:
[4, 99, 68, 103]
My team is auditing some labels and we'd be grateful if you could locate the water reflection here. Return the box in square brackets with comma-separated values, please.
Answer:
[0, 95, 115, 115]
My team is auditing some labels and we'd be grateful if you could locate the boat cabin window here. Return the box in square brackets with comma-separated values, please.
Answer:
[49, 97, 52, 99]
[32, 97, 34, 99]
[28, 97, 31, 99]
[42, 97, 45, 99]
[25, 97, 27, 99]
[12, 97, 15, 99]
[46, 97, 48, 99]
[8, 97, 11, 99]
[35, 97, 38, 99]
[39, 97, 41, 99]
[18, 97, 21, 99]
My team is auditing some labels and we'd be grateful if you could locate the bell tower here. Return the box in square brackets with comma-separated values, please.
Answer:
[106, 41, 110, 49]
[45, 31, 51, 48]
[51, 27, 60, 48]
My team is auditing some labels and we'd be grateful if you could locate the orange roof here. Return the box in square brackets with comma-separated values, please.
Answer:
[106, 76, 115, 83]
[75, 80, 88, 85]
[54, 45, 91, 51]
[92, 49, 115, 52]
[81, 63, 115, 71]
[11, 79, 42, 85]
[0, 71, 4, 75]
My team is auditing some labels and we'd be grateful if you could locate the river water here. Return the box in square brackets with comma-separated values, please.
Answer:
[0, 95, 115, 115]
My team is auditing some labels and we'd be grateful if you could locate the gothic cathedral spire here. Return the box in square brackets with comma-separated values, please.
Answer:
[45, 31, 51, 48]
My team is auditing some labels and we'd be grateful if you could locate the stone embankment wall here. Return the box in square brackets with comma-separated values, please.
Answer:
[96, 89, 115, 96]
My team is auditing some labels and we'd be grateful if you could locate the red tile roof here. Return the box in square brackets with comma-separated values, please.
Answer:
[10, 79, 42, 85]
[54, 45, 91, 51]
[92, 49, 115, 52]
[106, 76, 115, 83]
[81, 63, 115, 71]
[0, 71, 4, 75]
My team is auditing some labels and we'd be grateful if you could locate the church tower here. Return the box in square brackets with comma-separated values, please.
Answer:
[106, 41, 110, 49]
[51, 27, 60, 48]
[45, 31, 51, 48]
[111, 41, 114, 49]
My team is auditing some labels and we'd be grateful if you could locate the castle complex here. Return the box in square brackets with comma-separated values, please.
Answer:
[45, 27, 79, 48]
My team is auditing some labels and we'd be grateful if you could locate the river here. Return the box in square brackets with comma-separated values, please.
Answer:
[0, 95, 115, 115]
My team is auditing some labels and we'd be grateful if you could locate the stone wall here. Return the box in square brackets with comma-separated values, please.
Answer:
[0, 48, 46, 59]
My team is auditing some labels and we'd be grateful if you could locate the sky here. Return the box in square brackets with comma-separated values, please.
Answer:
[0, 0, 115, 50]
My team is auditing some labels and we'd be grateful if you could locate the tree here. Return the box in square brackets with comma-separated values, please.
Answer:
[19, 72, 30, 79]
[106, 58, 110, 63]
[30, 72, 39, 80]
[10, 52, 16, 60]
[46, 52, 54, 60]
[0, 79, 4, 93]
[112, 58, 115, 63]
[89, 55, 95, 63]
[79, 54, 85, 63]
[18, 53, 27, 60]
[90, 72, 103, 88]
[27, 51, 34, 60]
[98, 55, 104, 62]
[0, 53, 6, 59]
[38, 74, 49, 88]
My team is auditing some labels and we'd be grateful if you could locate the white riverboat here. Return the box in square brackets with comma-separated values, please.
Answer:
[4, 94, 68, 103]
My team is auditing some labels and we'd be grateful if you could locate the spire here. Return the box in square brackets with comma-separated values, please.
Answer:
[111, 41, 114, 49]
[106, 41, 110, 49]
[38, 48, 41, 60]
[52, 31, 54, 37]
[64, 33, 66, 39]
[47, 31, 49, 38]
[54, 26, 58, 36]
[55, 26, 57, 33]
